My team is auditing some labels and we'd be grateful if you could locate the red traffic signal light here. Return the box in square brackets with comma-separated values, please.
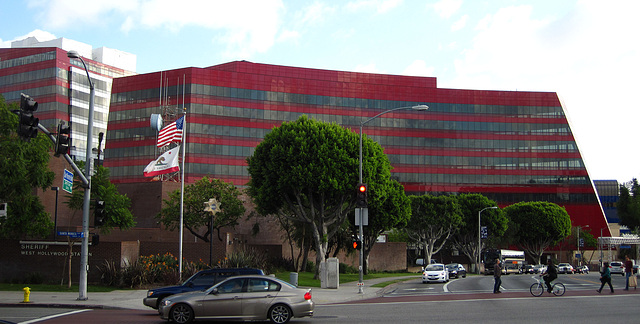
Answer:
[356, 183, 368, 208]
[352, 237, 362, 250]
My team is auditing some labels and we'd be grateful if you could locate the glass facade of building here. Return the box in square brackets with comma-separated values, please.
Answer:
[105, 61, 607, 235]
[0, 47, 131, 162]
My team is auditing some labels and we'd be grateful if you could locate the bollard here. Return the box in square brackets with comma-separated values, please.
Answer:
[22, 287, 31, 303]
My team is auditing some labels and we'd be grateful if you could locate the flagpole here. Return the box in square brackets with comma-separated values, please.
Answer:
[178, 74, 186, 280]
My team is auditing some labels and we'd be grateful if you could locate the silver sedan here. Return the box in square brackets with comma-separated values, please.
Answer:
[159, 275, 314, 324]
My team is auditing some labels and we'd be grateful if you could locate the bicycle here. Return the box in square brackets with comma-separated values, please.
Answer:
[530, 275, 565, 296]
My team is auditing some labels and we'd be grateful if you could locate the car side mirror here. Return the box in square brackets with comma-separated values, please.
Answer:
[210, 288, 219, 295]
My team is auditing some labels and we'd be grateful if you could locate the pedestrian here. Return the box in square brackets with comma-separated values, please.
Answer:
[597, 262, 614, 293]
[493, 259, 502, 293]
[624, 256, 633, 290]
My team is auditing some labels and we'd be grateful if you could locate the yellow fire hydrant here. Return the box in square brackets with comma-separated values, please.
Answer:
[22, 287, 31, 303]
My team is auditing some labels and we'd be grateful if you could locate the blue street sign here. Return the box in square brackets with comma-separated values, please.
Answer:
[57, 231, 84, 238]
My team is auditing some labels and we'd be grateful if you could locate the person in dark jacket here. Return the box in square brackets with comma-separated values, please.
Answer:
[493, 259, 502, 293]
[624, 256, 633, 290]
[597, 262, 614, 293]
[541, 259, 558, 293]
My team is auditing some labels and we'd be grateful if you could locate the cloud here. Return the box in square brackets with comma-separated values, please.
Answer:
[403, 60, 435, 77]
[451, 14, 468, 31]
[0, 29, 57, 48]
[447, 0, 640, 181]
[432, 0, 462, 19]
[346, 0, 403, 14]
[25, 0, 285, 60]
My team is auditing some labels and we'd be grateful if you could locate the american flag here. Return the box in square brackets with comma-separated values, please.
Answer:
[157, 116, 184, 148]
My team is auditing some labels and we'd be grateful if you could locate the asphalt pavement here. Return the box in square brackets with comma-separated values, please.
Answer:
[0, 275, 417, 311]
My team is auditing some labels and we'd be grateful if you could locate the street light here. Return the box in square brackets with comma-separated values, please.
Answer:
[357, 104, 429, 292]
[477, 206, 498, 274]
[67, 50, 95, 301]
[577, 225, 589, 266]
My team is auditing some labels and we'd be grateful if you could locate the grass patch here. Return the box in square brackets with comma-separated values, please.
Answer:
[275, 271, 418, 288]
[0, 283, 120, 293]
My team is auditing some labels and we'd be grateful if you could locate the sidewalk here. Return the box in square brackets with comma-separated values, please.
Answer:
[0, 276, 417, 311]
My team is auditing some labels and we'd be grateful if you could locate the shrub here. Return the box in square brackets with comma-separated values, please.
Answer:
[339, 263, 358, 274]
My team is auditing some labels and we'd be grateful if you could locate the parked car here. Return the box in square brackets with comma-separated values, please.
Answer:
[534, 264, 547, 274]
[575, 265, 589, 274]
[422, 263, 449, 283]
[416, 258, 438, 266]
[633, 264, 639, 274]
[445, 263, 467, 278]
[522, 265, 536, 274]
[609, 261, 625, 275]
[159, 275, 314, 324]
[557, 263, 574, 274]
[144, 267, 264, 309]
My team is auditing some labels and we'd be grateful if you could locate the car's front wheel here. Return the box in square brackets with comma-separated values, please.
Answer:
[269, 304, 292, 324]
[170, 303, 194, 324]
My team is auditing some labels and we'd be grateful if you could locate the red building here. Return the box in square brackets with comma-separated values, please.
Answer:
[106, 61, 610, 239]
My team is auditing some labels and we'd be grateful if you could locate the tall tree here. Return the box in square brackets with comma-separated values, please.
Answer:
[158, 177, 245, 242]
[64, 162, 136, 288]
[450, 194, 507, 272]
[247, 116, 393, 275]
[406, 195, 462, 264]
[66, 163, 136, 233]
[504, 201, 572, 264]
[357, 179, 411, 274]
[0, 95, 55, 239]
[619, 179, 640, 231]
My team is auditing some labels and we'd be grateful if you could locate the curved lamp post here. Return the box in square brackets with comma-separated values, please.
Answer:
[477, 206, 498, 274]
[357, 104, 429, 292]
[67, 50, 95, 301]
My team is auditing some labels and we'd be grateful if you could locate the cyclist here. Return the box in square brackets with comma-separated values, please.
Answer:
[540, 259, 558, 293]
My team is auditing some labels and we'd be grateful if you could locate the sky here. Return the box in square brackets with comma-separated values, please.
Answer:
[1, 0, 638, 184]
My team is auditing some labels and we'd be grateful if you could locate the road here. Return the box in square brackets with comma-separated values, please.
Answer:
[6, 272, 637, 323]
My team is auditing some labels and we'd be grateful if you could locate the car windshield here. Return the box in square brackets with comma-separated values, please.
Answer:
[426, 265, 444, 271]
[445, 264, 456, 269]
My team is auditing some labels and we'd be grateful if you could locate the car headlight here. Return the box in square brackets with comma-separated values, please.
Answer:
[147, 291, 154, 297]
[161, 299, 172, 307]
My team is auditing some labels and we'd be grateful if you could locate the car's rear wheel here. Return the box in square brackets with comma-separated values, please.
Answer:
[170, 303, 194, 324]
[269, 303, 292, 324]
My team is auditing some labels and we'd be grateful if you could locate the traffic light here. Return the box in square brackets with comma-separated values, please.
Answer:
[55, 122, 71, 156]
[355, 183, 367, 208]
[17, 93, 39, 140]
[352, 236, 362, 250]
[94, 200, 106, 226]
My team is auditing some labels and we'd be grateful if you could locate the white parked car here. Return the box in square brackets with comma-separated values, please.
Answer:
[609, 261, 625, 275]
[557, 263, 574, 274]
[422, 263, 449, 283]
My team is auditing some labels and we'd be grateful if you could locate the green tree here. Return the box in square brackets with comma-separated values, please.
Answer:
[357, 179, 411, 274]
[406, 195, 462, 264]
[247, 116, 392, 274]
[66, 163, 136, 233]
[158, 177, 245, 242]
[64, 163, 135, 288]
[0, 95, 55, 239]
[504, 201, 572, 264]
[450, 193, 507, 272]
[619, 179, 640, 231]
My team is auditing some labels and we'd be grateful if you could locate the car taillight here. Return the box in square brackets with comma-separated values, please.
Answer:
[304, 291, 312, 300]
